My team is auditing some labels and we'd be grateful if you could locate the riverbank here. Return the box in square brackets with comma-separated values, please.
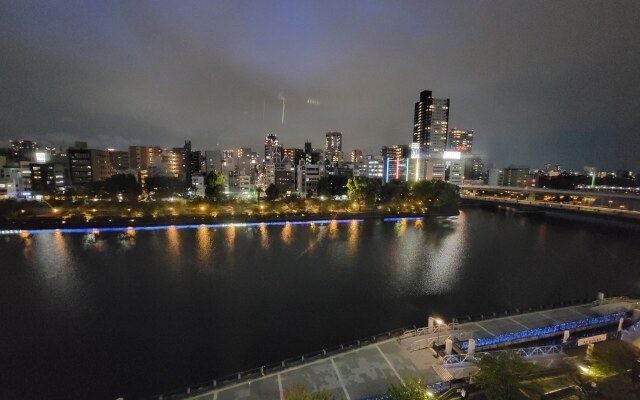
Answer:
[0, 209, 460, 231]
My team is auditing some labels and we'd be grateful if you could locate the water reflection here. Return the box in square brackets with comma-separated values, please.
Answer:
[259, 224, 269, 249]
[395, 219, 407, 237]
[196, 225, 213, 265]
[166, 226, 180, 265]
[281, 223, 292, 245]
[20, 231, 32, 256]
[117, 228, 136, 251]
[420, 213, 467, 295]
[328, 220, 338, 239]
[346, 219, 360, 257]
[536, 225, 546, 247]
[302, 224, 325, 255]
[225, 226, 236, 249]
[82, 233, 97, 249]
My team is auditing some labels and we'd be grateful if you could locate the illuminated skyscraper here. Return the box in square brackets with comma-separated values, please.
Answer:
[412, 90, 450, 157]
[264, 134, 281, 163]
[325, 132, 342, 162]
[448, 129, 474, 153]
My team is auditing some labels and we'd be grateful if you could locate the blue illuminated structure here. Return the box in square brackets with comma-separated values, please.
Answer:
[0, 216, 429, 236]
[383, 217, 423, 222]
[460, 312, 625, 350]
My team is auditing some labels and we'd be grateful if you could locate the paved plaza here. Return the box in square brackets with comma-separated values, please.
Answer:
[189, 298, 639, 400]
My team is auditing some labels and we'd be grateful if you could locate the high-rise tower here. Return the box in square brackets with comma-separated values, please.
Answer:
[325, 132, 342, 163]
[264, 134, 281, 163]
[412, 90, 450, 157]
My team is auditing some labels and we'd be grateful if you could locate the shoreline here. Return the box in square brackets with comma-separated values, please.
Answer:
[0, 210, 460, 232]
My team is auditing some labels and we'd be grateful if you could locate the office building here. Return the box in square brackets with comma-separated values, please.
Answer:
[413, 90, 450, 157]
[108, 149, 130, 173]
[350, 149, 363, 163]
[382, 145, 409, 159]
[503, 167, 532, 187]
[296, 161, 324, 197]
[129, 146, 163, 170]
[325, 132, 343, 163]
[162, 148, 187, 180]
[448, 129, 473, 153]
[204, 150, 222, 173]
[264, 134, 282, 163]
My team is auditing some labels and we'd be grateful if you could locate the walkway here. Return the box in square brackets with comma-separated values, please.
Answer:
[184, 298, 639, 400]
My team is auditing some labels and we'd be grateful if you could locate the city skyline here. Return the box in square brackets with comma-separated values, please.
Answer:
[2, 1, 640, 170]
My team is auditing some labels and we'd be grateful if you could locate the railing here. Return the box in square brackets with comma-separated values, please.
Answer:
[592, 296, 637, 305]
[147, 327, 408, 400]
[150, 294, 640, 399]
[442, 345, 563, 367]
[398, 322, 459, 340]
[408, 331, 471, 352]
[460, 312, 626, 350]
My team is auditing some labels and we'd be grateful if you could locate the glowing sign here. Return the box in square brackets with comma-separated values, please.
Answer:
[443, 151, 461, 160]
[410, 143, 422, 159]
[577, 334, 607, 346]
[36, 152, 46, 163]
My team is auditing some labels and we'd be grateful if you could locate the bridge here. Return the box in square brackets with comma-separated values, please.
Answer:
[154, 295, 640, 400]
[460, 185, 640, 220]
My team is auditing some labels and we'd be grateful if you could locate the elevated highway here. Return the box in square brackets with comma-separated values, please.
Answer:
[460, 185, 640, 220]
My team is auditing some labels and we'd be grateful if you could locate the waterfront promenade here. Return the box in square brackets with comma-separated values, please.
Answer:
[176, 296, 639, 400]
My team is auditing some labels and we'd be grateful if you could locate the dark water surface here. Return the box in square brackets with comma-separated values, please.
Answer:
[1, 208, 639, 399]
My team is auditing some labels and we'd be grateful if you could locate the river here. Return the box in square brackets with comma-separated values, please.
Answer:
[1, 207, 639, 399]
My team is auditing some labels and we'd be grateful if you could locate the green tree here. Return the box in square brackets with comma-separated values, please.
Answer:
[146, 176, 189, 198]
[283, 386, 333, 400]
[103, 174, 141, 201]
[380, 180, 410, 204]
[347, 177, 381, 205]
[472, 352, 540, 400]
[386, 378, 429, 400]
[412, 180, 460, 213]
[265, 183, 280, 201]
[205, 170, 225, 201]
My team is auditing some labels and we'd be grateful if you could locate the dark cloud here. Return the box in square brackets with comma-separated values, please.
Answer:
[1, 0, 639, 170]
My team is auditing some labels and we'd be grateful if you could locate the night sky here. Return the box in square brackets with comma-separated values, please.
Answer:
[1, 0, 639, 170]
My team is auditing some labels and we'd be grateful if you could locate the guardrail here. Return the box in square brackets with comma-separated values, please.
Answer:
[593, 296, 639, 305]
[150, 294, 640, 400]
[462, 195, 640, 217]
[148, 327, 408, 400]
[442, 345, 563, 367]
[399, 322, 459, 340]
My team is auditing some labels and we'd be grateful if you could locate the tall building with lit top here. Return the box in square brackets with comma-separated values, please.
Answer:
[448, 129, 473, 153]
[382, 145, 409, 183]
[412, 90, 450, 157]
[325, 132, 342, 163]
[264, 134, 281, 163]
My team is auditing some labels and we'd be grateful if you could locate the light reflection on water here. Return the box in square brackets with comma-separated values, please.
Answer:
[281, 223, 292, 245]
[196, 225, 213, 265]
[166, 226, 180, 265]
[259, 224, 269, 249]
[420, 213, 467, 295]
[346, 219, 360, 257]
[328, 220, 338, 239]
[5, 211, 640, 400]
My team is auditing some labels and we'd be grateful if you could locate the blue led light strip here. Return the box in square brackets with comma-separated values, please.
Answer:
[383, 217, 423, 222]
[0, 218, 375, 235]
[461, 312, 625, 349]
